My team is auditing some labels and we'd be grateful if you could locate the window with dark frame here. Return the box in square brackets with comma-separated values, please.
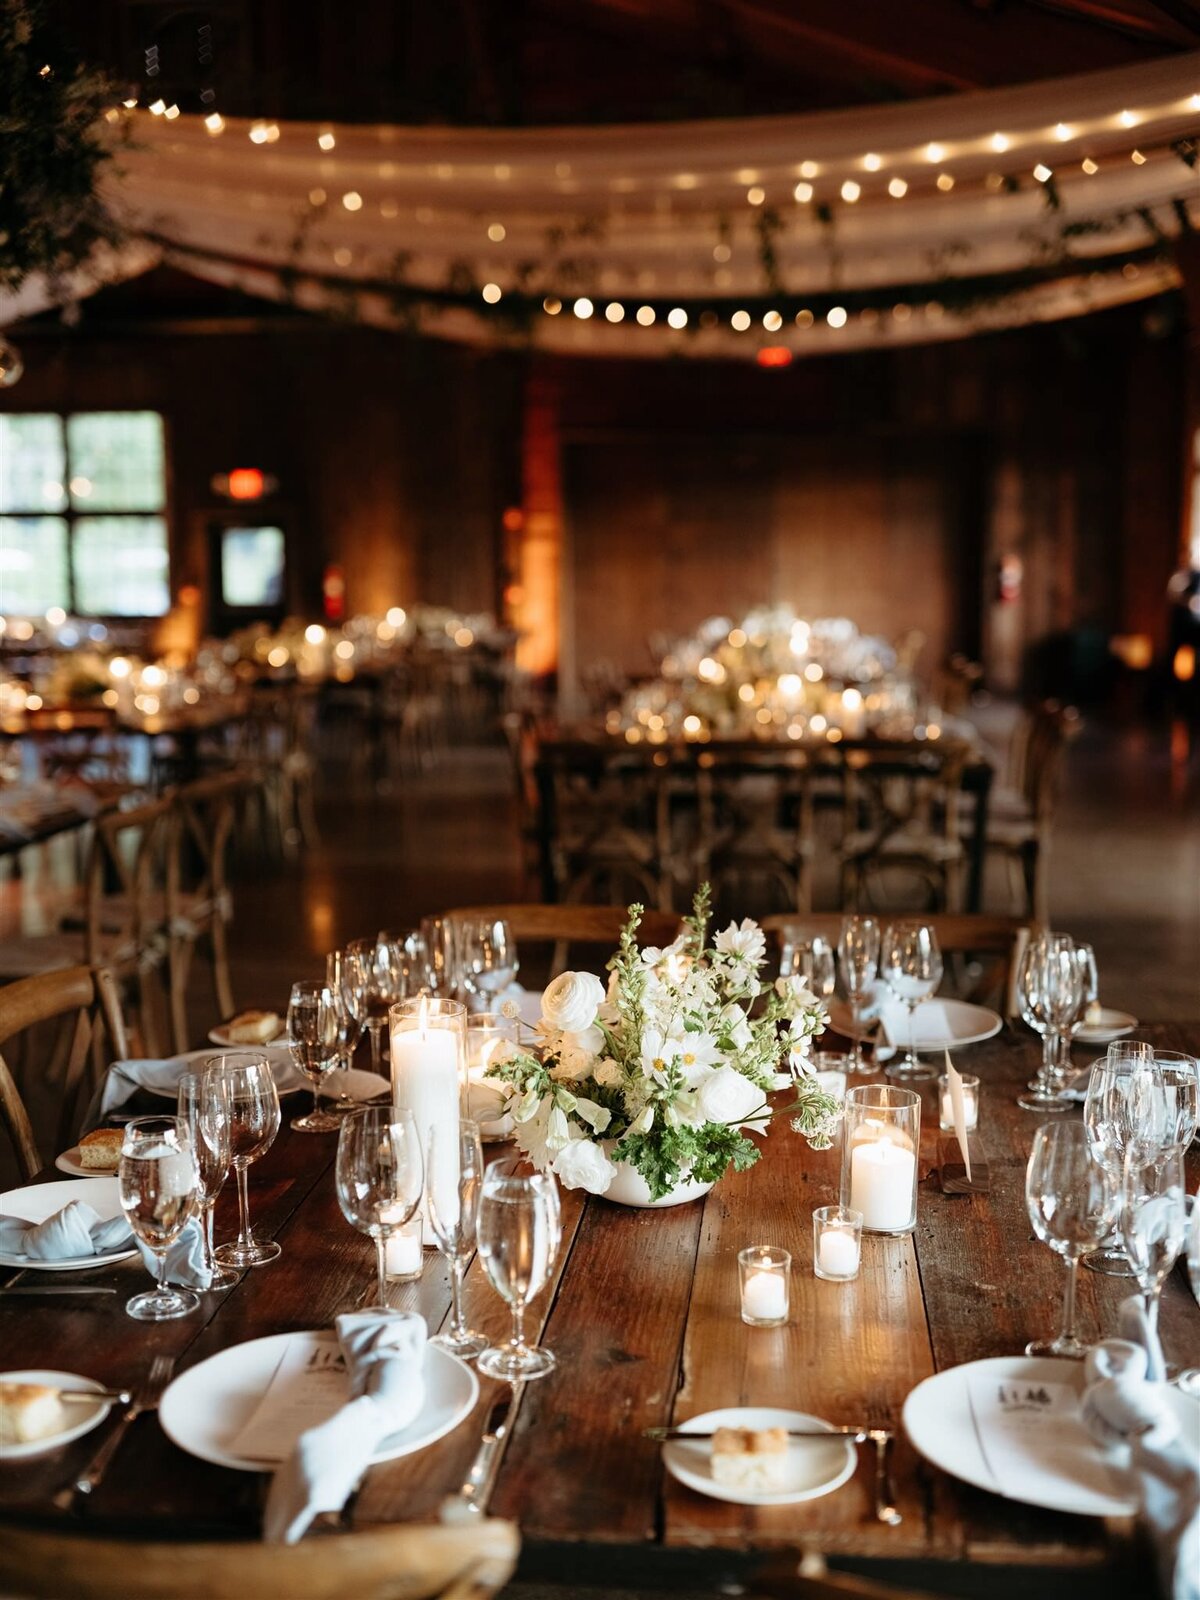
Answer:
[0, 411, 169, 617]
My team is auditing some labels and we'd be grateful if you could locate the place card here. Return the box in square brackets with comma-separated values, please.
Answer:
[226, 1334, 349, 1462]
[966, 1372, 1126, 1505]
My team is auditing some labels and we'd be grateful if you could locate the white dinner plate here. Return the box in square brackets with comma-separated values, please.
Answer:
[903, 1356, 1200, 1517]
[1073, 1009, 1138, 1045]
[0, 1370, 114, 1459]
[829, 998, 1002, 1052]
[661, 1407, 857, 1506]
[208, 1017, 286, 1047]
[159, 1330, 479, 1472]
[141, 1046, 304, 1099]
[0, 1178, 137, 1271]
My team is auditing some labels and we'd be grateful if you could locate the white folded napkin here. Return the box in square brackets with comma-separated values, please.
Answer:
[83, 1055, 202, 1128]
[263, 1311, 428, 1544]
[0, 1200, 211, 1288]
[1083, 1296, 1199, 1600]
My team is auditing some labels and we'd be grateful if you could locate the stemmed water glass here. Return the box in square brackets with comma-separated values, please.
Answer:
[477, 1162, 562, 1381]
[427, 1119, 488, 1357]
[119, 1114, 201, 1322]
[837, 915, 879, 1074]
[1082, 1041, 1162, 1276]
[1122, 1146, 1188, 1352]
[1152, 1050, 1198, 1153]
[1025, 1121, 1117, 1359]
[211, 1054, 282, 1269]
[880, 921, 941, 1081]
[421, 916, 461, 1000]
[287, 980, 342, 1133]
[779, 933, 836, 1001]
[1016, 933, 1081, 1113]
[335, 1106, 424, 1312]
[176, 1070, 237, 1289]
[345, 934, 410, 1072]
[326, 948, 363, 1083]
[460, 919, 519, 1012]
[1058, 943, 1099, 1070]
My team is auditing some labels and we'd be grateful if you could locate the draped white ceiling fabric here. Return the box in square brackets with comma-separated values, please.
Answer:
[9, 52, 1200, 356]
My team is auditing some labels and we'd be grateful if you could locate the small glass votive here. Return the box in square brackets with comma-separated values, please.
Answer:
[383, 1214, 424, 1282]
[738, 1245, 791, 1327]
[813, 1205, 863, 1282]
[938, 1073, 980, 1133]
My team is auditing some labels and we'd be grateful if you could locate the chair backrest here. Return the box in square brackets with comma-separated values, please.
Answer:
[760, 912, 1031, 1012]
[446, 902, 683, 984]
[171, 768, 250, 918]
[0, 1517, 519, 1600]
[84, 795, 178, 968]
[1021, 700, 1082, 820]
[0, 965, 128, 1178]
[838, 740, 970, 851]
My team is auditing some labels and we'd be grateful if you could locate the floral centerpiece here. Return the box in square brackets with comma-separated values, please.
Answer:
[485, 887, 840, 1204]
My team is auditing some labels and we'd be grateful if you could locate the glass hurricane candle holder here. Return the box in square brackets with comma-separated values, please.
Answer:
[840, 1084, 920, 1235]
[738, 1245, 791, 1327]
[813, 1205, 863, 1282]
[938, 1073, 980, 1133]
[390, 995, 468, 1242]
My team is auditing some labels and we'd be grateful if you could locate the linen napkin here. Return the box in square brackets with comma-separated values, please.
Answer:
[82, 1054, 202, 1128]
[263, 1311, 428, 1544]
[1082, 1296, 1199, 1600]
[0, 1199, 212, 1289]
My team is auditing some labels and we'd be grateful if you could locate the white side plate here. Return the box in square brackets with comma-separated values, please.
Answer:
[0, 1370, 112, 1459]
[662, 1407, 857, 1506]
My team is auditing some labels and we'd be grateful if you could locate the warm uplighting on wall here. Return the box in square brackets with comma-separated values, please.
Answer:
[1110, 634, 1154, 670]
[756, 347, 792, 367]
[1175, 645, 1196, 683]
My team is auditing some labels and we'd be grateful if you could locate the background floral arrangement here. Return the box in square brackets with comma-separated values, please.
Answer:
[486, 887, 840, 1201]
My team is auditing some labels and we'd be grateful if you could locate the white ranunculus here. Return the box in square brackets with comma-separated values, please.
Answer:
[693, 1065, 766, 1127]
[594, 1058, 624, 1088]
[551, 1137, 616, 1194]
[561, 1023, 605, 1057]
[541, 971, 605, 1034]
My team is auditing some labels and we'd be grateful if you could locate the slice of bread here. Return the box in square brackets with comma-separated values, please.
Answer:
[224, 1009, 281, 1044]
[710, 1426, 789, 1490]
[78, 1128, 123, 1172]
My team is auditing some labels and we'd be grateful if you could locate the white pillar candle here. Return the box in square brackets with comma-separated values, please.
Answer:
[742, 1269, 787, 1322]
[849, 1136, 916, 1232]
[817, 1228, 860, 1278]
[391, 1022, 461, 1245]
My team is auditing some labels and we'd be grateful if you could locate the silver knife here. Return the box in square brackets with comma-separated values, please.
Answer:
[53, 1351, 176, 1510]
[645, 1424, 878, 1442]
[442, 1383, 525, 1523]
[0, 1286, 118, 1297]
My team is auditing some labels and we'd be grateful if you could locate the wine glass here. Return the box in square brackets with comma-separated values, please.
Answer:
[837, 914, 879, 1075]
[345, 934, 409, 1072]
[287, 980, 342, 1133]
[477, 1162, 562, 1381]
[176, 1070, 237, 1289]
[879, 921, 942, 1081]
[1122, 1146, 1188, 1350]
[326, 948, 363, 1082]
[1025, 1121, 1117, 1359]
[1015, 933, 1081, 1113]
[335, 1106, 424, 1312]
[421, 916, 461, 1000]
[1058, 942, 1099, 1070]
[427, 1119, 488, 1357]
[211, 1054, 282, 1269]
[119, 1114, 200, 1322]
[780, 934, 836, 999]
[460, 919, 519, 1012]
[1152, 1050, 1198, 1153]
[1082, 1041, 1162, 1276]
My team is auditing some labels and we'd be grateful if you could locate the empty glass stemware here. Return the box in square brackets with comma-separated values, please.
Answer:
[1025, 1121, 1117, 1359]
[287, 980, 342, 1133]
[837, 915, 879, 1075]
[119, 1114, 200, 1322]
[780, 934, 836, 1001]
[211, 1054, 282, 1269]
[1082, 1041, 1161, 1276]
[477, 1162, 562, 1382]
[1016, 933, 1081, 1113]
[421, 916, 461, 1001]
[460, 919, 519, 1012]
[326, 948, 363, 1081]
[1122, 1146, 1188, 1351]
[345, 934, 410, 1072]
[1152, 1050, 1199, 1154]
[176, 1069, 237, 1289]
[335, 1106, 424, 1312]
[1059, 942, 1099, 1070]
[427, 1119, 488, 1357]
[880, 921, 942, 1082]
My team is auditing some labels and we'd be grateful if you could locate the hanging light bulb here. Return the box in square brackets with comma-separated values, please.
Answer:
[0, 339, 24, 387]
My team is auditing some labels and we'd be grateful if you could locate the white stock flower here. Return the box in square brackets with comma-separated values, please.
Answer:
[551, 1137, 616, 1195]
[693, 1065, 766, 1127]
[541, 970, 605, 1034]
[713, 918, 766, 968]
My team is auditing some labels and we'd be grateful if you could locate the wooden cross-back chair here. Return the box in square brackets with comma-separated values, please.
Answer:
[694, 746, 819, 923]
[168, 768, 249, 1050]
[0, 965, 128, 1180]
[835, 741, 971, 914]
[760, 912, 1032, 1015]
[0, 1517, 519, 1600]
[445, 902, 684, 986]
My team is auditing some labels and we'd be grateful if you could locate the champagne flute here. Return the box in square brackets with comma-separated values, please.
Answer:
[326, 948, 363, 1083]
[477, 1162, 562, 1381]
[1016, 933, 1080, 1113]
[287, 980, 342, 1133]
[837, 914, 879, 1074]
[427, 1119, 488, 1357]
[1122, 1146, 1188, 1352]
[335, 1106, 424, 1311]
[1025, 1121, 1116, 1358]
[176, 1069, 237, 1289]
[460, 919, 519, 1012]
[119, 1114, 200, 1322]
[1082, 1041, 1161, 1276]
[211, 1054, 282, 1268]
[880, 921, 942, 1081]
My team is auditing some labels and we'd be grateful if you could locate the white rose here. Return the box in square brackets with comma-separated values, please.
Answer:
[594, 1058, 624, 1088]
[694, 1066, 766, 1126]
[541, 971, 605, 1034]
[551, 1137, 616, 1195]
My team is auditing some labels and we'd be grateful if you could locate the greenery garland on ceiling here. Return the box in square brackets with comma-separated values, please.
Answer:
[0, 0, 123, 295]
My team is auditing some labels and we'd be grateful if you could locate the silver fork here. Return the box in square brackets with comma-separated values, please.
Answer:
[53, 1352, 176, 1510]
[868, 1428, 902, 1526]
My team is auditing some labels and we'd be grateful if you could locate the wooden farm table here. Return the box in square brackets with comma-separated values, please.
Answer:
[1, 1024, 1197, 1598]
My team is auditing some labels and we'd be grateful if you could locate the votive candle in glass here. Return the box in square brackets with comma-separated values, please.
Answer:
[738, 1245, 791, 1327]
[813, 1205, 863, 1282]
[383, 1213, 424, 1282]
[840, 1084, 920, 1235]
[938, 1073, 979, 1133]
